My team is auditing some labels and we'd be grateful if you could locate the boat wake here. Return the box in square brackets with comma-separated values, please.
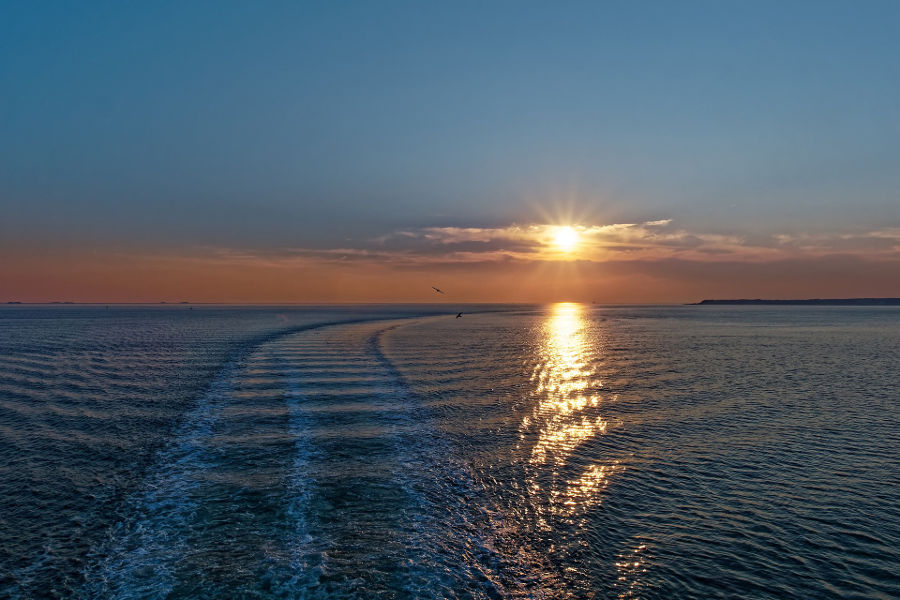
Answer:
[80, 317, 562, 599]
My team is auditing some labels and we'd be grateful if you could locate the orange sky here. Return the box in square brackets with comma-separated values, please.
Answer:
[4, 234, 900, 304]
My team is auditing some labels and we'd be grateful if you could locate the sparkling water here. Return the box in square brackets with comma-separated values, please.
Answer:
[1, 304, 898, 598]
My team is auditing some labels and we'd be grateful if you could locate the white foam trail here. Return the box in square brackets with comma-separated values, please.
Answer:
[81, 361, 238, 599]
[278, 361, 328, 597]
[367, 326, 560, 599]
[79, 316, 556, 598]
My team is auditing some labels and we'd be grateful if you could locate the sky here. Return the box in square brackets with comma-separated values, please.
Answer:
[2, 0, 899, 302]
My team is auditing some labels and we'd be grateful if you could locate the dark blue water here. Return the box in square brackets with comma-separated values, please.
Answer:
[1, 304, 898, 598]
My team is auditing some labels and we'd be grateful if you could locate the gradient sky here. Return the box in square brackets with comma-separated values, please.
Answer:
[2, 1, 899, 302]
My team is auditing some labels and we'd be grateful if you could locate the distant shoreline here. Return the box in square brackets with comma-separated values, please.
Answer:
[691, 298, 900, 306]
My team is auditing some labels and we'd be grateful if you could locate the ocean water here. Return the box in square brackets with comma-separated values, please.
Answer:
[0, 304, 898, 599]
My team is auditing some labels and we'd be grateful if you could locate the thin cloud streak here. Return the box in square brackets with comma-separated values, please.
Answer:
[219, 220, 900, 267]
[4, 220, 900, 303]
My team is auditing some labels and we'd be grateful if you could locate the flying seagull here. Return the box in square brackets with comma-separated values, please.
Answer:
[456, 312, 463, 319]
[432, 286, 445, 294]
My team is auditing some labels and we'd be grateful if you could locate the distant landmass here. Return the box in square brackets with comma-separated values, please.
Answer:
[692, 298, 900, 306]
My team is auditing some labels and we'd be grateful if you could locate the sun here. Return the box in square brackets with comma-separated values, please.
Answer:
[553, 226, 579, 252]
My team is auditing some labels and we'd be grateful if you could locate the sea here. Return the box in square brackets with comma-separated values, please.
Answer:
[0, 304, 897, 599]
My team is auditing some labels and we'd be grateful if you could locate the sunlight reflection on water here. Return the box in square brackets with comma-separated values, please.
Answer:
[4, 305, 899, 598]
[523, 303, 622, 524]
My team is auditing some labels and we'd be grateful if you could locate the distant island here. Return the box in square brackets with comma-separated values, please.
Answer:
[692, 298, 900, 306]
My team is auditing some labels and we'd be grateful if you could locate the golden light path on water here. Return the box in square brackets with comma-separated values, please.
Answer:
[522, 302, 622, 526]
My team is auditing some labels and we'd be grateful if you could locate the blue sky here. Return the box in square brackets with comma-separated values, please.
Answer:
[2, 1, 899, 301]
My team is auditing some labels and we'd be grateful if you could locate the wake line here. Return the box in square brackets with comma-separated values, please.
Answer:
[80, 360, 239, 599]
[78, 316, 436, 598]
[365, 326, 567, 598]
[80, 310, 524, 598]
[277, 358, 328, 598]
[271, 321, 437, 597]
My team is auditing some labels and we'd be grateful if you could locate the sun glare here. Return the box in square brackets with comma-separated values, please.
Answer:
[553, 226, 579, 252]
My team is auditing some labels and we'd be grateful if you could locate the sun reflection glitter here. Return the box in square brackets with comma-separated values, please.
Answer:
[614, 542, 651, 599]
[521, 302, 621, 520]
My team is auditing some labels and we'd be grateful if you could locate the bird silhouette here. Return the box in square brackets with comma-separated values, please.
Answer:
[432, 286, 445, 294]
[456, 312, 463, 319]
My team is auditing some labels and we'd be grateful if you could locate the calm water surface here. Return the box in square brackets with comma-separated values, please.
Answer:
[1, 304, 898, 598]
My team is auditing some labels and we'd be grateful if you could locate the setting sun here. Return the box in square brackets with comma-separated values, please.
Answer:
[554, 226, 579, 252]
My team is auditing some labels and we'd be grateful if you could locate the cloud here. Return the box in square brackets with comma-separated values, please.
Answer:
[366, 220, 776, 263]
[6, 221, 900, 302]
[193, 219, 900, 269]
